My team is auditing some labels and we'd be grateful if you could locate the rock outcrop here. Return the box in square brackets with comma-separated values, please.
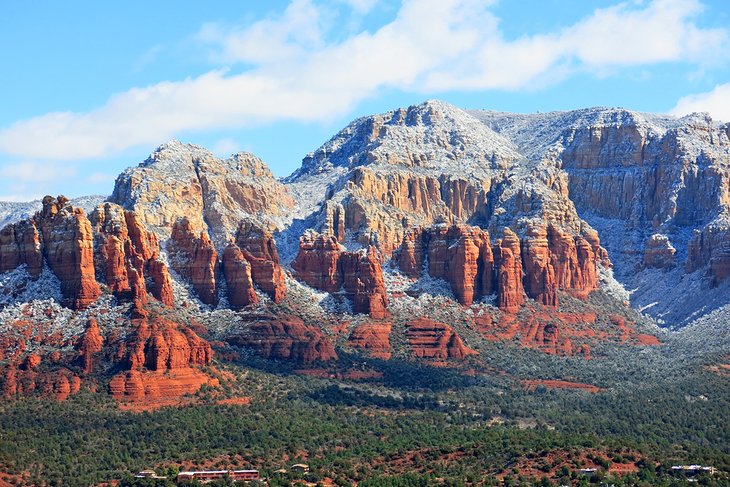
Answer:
[644, 234, 677, 269]
[233, 221, 286, 303]
[222, 243, 258, 309]
[396, 225, 494, 306]
[109, 315, 215, 403]
[394, 223, 604, 312]
[1, 366, 81, 401]
[495, 229, 525, 313]
[168, 218, 219, 306]
[0, 220, 42, 277]
[347, 322, 392, 359]
[405, 318, 476, 360]
[226, 315, 337, 363]
[110, 141, 295, 245]
[76, 318, 103, 374]
[34, 196, 101, 309]
[292, 232, 388, 317]
[90, 203, 174, 306]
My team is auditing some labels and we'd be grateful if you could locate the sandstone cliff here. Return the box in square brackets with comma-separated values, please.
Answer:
[393, 223, 603, 312]
[110, 140, 295, 246]
[292, 231, 388, 317]
[226, 315, 337, 363]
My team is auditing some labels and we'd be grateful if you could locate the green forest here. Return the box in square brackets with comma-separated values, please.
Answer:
[0, 352, 728, 487]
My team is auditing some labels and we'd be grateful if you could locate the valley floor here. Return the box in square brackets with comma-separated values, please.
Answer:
[0, 330, 728, 487]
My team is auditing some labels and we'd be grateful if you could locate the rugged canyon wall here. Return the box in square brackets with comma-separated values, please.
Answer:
[393, 223, 604, 312]
[110, 141, 295, 246]
[287, 101, 587, 256]
[292, 231, 388, 318]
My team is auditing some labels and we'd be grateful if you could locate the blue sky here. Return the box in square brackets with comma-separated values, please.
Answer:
[1, 0, 729, 201]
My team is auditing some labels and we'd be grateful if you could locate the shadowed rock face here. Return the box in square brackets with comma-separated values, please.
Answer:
[292, 231, 388, 318]
[644, 234, 676, 269]
[226, 315, 337, 364]
[405, 318, 476, 360]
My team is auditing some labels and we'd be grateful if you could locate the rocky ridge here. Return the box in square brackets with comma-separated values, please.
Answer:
[5, 99, 726, 403]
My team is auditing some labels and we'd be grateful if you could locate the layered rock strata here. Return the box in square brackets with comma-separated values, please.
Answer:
[226, 315, 337, 363]
[292, 232, 388, 318]
[394, 223, 604, 312]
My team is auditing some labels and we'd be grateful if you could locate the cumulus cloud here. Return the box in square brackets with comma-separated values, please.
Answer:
[0, 0, 726, 161]
[0, 161, 76, 183]
[670, 83, 730, 122]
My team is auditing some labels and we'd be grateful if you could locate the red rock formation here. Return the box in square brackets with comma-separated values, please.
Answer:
[396, 227, 425, 277]
[521, 320, 572, 356]
[347, 322, 392, 359]
[292, 231, 388, 317]
[147, 259, 175, 307]
[395, 225, 493, 306]
[222, 243, 258, 309]
[394, 223, 605, 311]
[226, 315, 337, 363]
[36, 196, 101, 309]
[0, 220, 43, 277]
[121, 317, 213, 371]
[90, 203, 175, 307]
[521, 224, 557, 307]
[340, 247, 389, 318]
[292, 232, 343, 292]
[109, 369, 218, 405]
[168, 217, 219, 305]
[109, 314, 215, 403]
[1, 366, 81, 401]
[234, 221, 286, 302]
[547, 225, 600, 300]
[405, 318, 476, 360]
[76, 318, 103, 374]
[495, 228, 524, 313]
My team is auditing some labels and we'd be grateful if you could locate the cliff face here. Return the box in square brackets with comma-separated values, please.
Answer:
[109, 315, 215, 403]
[472, 108, 730, 324]
[36, 196, 101, 309]
[347, 322, 392, 359]
[292, 231, 388, 317]
[222, 243, 258, 309]
[168, 217, 219, 306]
[394, 223, 604, 313]
[286, 101, 588, 255]
[405, 318, 476, 360]
[90, 203, 174, 307]
[226, 315, 337, 363]
[233, 221, 286, 303]
[110, 141, 295, 246]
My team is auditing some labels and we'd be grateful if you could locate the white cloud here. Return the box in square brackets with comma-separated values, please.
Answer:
[211, 138, 241, 156]
[0, 0, 726, 161]
[338, 0, 379, 14]
[85, 172, 116, 184]
[0, 161, 76, 183]
[670, 83, 730, 122]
